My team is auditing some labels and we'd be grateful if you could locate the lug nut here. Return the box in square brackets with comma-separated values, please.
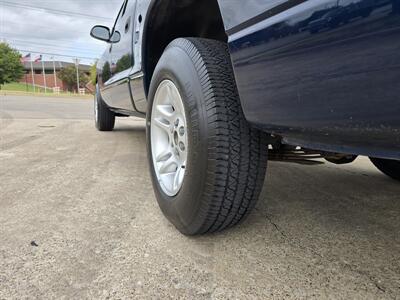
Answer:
[179, 127, 185, 136]
[179, 142, 185, 151]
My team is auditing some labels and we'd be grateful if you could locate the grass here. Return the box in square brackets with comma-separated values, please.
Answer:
[1, 82, 46, 93]
[0, 82, 92, 98]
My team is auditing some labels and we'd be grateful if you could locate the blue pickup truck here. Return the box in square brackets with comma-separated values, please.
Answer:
[90, 0, 400, 235]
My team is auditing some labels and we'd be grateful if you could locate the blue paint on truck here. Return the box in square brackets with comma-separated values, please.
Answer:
[93, 0, 400, 159]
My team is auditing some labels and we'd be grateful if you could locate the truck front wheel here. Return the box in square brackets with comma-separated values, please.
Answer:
[370, 157, 400, 181]
[146, 38, 268, 235]
[95, 84, 115, 131]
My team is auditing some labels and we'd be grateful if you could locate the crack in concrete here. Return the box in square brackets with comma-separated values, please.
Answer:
[343, 264, 387, 295]
[265, 213, 287, 238]
[264, 212, 324, 259]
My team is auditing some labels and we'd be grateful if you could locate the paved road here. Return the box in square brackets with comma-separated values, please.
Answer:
[1, 95, 399, 299]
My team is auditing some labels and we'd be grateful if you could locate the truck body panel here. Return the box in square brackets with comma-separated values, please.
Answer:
[96, 0, 400, 159]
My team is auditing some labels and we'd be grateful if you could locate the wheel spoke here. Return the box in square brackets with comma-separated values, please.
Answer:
[167, 85, 181, 112]
[153, 117, 170, 133]
[156, 149, 172, 163]
[159, 172, 175, 191]
[166, 85, 174, 105]
[159, 155, 178, 175]
[173, 167, 184, 190]
[156, 105, 174, 120]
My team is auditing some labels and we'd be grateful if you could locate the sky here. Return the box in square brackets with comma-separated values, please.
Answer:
[0, 0, 123, 65]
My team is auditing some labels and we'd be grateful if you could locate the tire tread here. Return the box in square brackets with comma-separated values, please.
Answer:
[95, 88, 115, 131]
[168, 38, 268, 234]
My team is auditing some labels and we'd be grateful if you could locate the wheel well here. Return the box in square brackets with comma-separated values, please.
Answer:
[142, 0, 227, 97]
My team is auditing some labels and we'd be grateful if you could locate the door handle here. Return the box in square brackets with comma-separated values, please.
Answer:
[125, 17, 131, 33]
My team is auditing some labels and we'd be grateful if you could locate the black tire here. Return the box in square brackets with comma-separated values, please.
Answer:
[370, 157, 400, 181]
[325, 155, 357, 165]
[95, 84, 115, 131]
[146, 38, 268, 235]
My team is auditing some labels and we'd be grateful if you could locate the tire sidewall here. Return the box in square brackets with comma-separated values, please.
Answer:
[94, 84, 115, 131]
[370, 157, 400, 181]
[146, 45, 210, 234]
[94, 85, 100, 129]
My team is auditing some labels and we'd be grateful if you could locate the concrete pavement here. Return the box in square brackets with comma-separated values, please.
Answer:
[0, 95, 399, 299]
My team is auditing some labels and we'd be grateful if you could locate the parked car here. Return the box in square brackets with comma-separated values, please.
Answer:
[90, 0, 400, 235]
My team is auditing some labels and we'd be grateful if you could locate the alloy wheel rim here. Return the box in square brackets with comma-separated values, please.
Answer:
[150, 80, 188, 197]
[94, 94, 99, 122]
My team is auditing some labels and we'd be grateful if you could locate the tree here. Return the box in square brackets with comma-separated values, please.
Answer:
[90, 61, 97, 86]
[102, 62, 111, 82]
[0, 43, 24, 88]
[58, 66, 89, 91]
[115, 54, 132, 73]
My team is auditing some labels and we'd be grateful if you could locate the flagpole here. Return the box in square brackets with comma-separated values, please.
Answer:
[41, 56, 47, 93]
[30, 58, 36, 93]
[52, 57, 57, 89]
[21, 55, 27, 92]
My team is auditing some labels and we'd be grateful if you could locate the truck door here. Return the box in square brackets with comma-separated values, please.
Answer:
[102, 0, 136, 111]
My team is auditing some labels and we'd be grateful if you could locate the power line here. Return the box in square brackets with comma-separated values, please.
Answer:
[4, 38, 102, 54]
[9, 42, 101, 59]
[3, 21, 93, 35]
[1, 1, 113, 20]
[13, 48, 98, 60]
[0, 1, 113, 21]
[1, 32, 93, 45]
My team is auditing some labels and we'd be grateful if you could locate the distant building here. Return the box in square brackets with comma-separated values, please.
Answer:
[19, 61, 91, 92]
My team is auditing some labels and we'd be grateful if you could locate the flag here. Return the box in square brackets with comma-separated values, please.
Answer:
[20, 53, 31, 63]
[34, 55, 42, 62]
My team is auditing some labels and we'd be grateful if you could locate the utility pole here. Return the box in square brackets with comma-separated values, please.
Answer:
[74, 58, 80, 93]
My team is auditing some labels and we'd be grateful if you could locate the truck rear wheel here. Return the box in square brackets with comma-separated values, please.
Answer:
[95, 84, 115, 131]
[370, 157, 400, 181]
[146, 38, 268, 235]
